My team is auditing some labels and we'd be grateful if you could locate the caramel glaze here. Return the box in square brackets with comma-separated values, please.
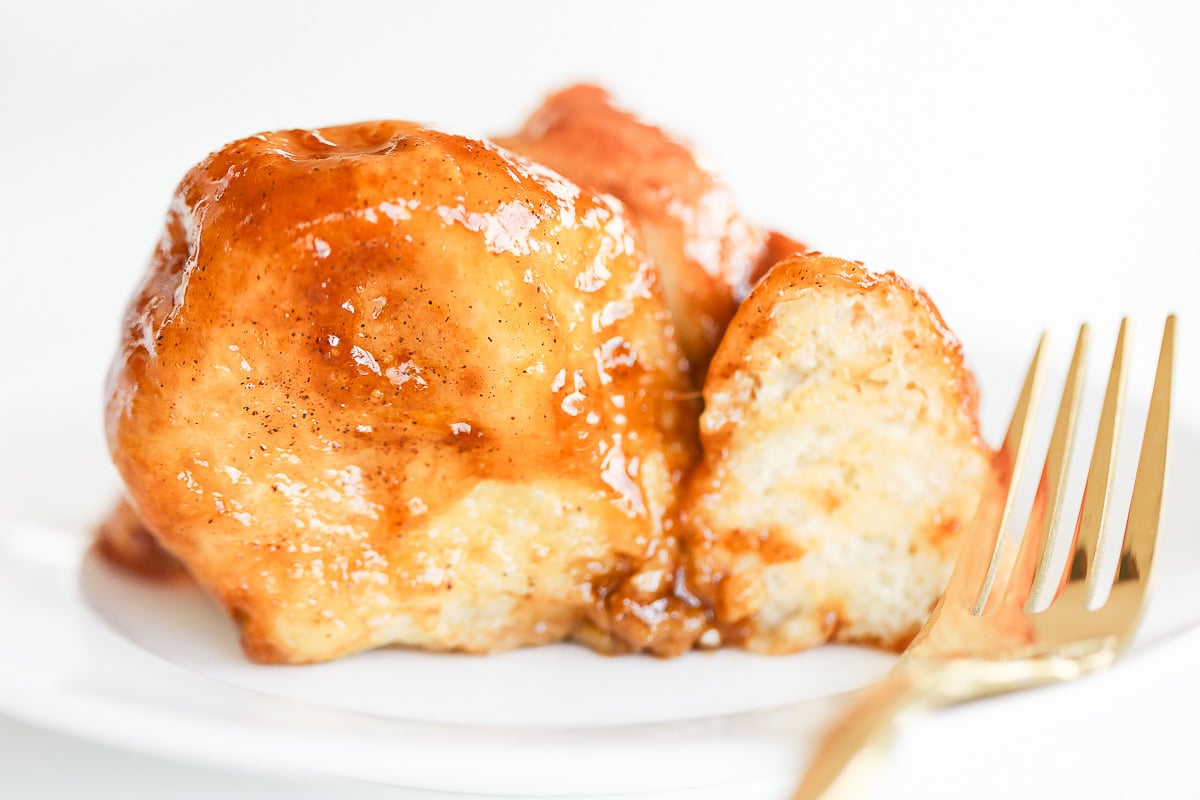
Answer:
[496, 84, 770, 384]
[105, 123, 708, 662]
[751, 230, 809, 287]
[95, 497, 187, 580]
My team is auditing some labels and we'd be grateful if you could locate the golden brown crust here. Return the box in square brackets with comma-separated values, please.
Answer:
[94, 497, 188, 581]
[496, 84, 767, 381]
[105, 122, 700, 663]
[749, 230, 809, 287]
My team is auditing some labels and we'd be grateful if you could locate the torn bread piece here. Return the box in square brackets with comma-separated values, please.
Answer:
[684, 252, 994, 652]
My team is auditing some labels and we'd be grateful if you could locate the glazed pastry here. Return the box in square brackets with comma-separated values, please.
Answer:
[102, 89, 993, 665]
[105, 122, 701, 663]
[752, 230, 809, 286]
[683, 253, 993, 652]
[95, 497, 186, 580]
[497, 84, 772, 381]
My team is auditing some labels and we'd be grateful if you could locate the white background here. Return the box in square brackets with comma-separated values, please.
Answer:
[1, 1, 1198, 798]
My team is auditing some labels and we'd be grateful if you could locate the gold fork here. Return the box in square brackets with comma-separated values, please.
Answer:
[794, 316, 1177, 800]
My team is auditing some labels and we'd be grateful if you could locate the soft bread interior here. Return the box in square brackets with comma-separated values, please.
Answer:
[690, 257, 992, 651]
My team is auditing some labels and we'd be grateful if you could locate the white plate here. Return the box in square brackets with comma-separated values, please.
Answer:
[1, 347, 1197, 796]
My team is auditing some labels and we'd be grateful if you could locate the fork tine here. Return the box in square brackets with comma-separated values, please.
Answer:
[1113, 315, 1175, 592]
[792, 319, 1178, 800]
[1004, 325, 1089, 612]
[1061, 319, 1130, 608]
[954, 333, 1048, 616]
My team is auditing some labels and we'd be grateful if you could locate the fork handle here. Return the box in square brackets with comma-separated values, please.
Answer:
[792, 670, 926, 800]
[793, 659, 1084, 799]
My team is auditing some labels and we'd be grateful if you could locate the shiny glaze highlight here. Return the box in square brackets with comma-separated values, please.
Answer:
[497, 84, 771, 382]
[106, 122, 701, 662]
